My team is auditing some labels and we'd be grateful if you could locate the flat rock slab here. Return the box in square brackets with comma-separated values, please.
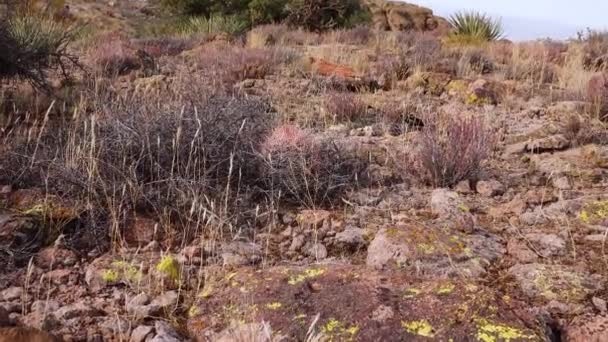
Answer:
[509, 263, 603, 304]
[187, 264, 544, 341]
[366, 224, 504, 278]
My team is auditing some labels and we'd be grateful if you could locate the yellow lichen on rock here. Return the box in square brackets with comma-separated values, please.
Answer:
[402, 320, 435, 338]
[476, 318, 536, 342]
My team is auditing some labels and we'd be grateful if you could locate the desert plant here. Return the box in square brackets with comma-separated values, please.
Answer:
[179, 14, 249, 37]
[0, 10, 78, 90]
[132, 37, 194, 58]
[259, 124, 366, 207]
[285, 0, 363, 32]
[249, 0, 289, 25]
[447, 11, 504, 43]
[323, 92, 367, 122]
[407, 114, 493, 188]
[587, 72, 608, 119]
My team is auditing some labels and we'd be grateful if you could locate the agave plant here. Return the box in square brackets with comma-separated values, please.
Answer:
[448, 11, 504, 42]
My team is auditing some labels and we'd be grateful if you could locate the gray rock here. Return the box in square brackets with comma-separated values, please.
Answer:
[151, 291, 179, 310]
[100, 317, 131, 338]
[221, 241, 262, 267]
[525, 134, 570, 153]
[307, 243, 328, 260]
[289, 235, 305, 252]
[524, 233, 566, 257]
[509, 264, 603, 304]
[366, 229, 409, 269]
[552, 176, 572, 190]
[476, 180, 505, 197]
[334, 227, 366, 248]
[131, 325, 155, 342]
[0, 306, 9, 326]
[430, 189, 475, 231]
[150, 321, 182, 342]
[0, 287, 22, 301]
[371, 305, 394, 323]
[0, 301, 20, 314]
[128, 304, 161, 320]
[592, 297, 607, 313]
[128, 293, 151, 307]
[56, 302, 101, 321]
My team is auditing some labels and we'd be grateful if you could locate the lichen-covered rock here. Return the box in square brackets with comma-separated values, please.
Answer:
[564, 315, 608, 342]
[509, 264, 603, 304]
[187, 265, 545, 341]
[366, 224, 504, 278]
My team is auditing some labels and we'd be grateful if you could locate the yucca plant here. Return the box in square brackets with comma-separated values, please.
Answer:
[0, 10, 79, 90]
[448, 11, 504, 43]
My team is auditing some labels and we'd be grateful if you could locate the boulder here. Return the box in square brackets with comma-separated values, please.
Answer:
[564, 315, 608, 342]
[363, 0, 450, 33]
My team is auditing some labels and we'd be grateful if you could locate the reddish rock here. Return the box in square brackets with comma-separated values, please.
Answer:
[36, 247, 78, 269]
[124, 215, 159, 247]
[564, 315, 608, 342]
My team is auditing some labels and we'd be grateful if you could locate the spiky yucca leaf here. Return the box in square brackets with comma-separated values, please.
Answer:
[448, 11, 504, 42]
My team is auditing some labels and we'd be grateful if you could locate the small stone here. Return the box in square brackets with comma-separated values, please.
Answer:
[592, 297, 607, 313]
[0, 287, 23, 301]
[130, 325, 155, 342]
[523, 233, 566, 257]
[151, 291, 179, 310]
[371, 305, 394, 323]
[455, 180, 473, 194]
[289, 235, 305, 252]
[476, 180, 505, 197]
[128, 293, 151, 307]
[128, 304, 160, 320]
[44, 269, 72, 284]
[552, 176, 572, 190]
[525, 188, 558, 206]
[100, 317, 131, 338]
[334, 227, 366, 249]
[55, 302, 101, 321]
[150, 321, 182, 342]
[307, 243, 328, 260]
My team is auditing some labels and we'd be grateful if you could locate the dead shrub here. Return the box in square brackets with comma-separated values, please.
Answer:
[406, 114, 493, 188]
[0, 91, 275, 246]
[373, 53, 410, 90]
[457, 48, 494, 77]
[324, 92, 367, 122]
[88, 33, 139, 76]
[578, 29, 608, 71]
[327, 25, 373, 45]
[259, 124, 366, 207]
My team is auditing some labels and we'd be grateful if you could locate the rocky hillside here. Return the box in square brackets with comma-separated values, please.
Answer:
[1, 1, 608, 342]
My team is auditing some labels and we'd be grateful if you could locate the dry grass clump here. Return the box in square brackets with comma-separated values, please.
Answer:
[406, 114, 493, 188]
[577, 29, 608, 71]
[323, 92, 367, 123]
[587, 72, 608, 119]
[325, 25, 373, 45]
[259, 124, 366, 207]
[88, 33, 140, 76]
[196, 44, 282, 90]
[132, 37, 194, 58]
[456, 48, 494, 77]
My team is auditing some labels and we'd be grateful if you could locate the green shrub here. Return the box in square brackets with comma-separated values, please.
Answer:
[285, 0, 363, 31]
[248, 0, 289, 25]
[447, 11, 504, 43]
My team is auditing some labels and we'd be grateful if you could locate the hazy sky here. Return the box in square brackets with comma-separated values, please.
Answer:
[408, 0, 608, 40]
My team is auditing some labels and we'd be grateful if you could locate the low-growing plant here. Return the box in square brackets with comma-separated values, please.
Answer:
[132, 37, 194, 58]
[259, 124, 366, 207]
[406, 114, 493, 188]
[323, 92, 368, 123]
[447, 11, 504, 44]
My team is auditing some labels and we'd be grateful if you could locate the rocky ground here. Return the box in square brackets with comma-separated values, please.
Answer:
[1, 1, 608, 342]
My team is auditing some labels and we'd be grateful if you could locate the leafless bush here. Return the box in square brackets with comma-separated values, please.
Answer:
[587, 72, 608, 119]
[406, 114, 493, 188]
[0, 91, 275, 246]
[259, 124, 366, 207]
[373, 53, 411, 89]
[324, 92, 367, 122]
[88, 33, 140, 76]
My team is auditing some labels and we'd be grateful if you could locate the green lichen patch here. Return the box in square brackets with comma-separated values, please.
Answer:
[579, 200, 608, 224]
[156, 255, 180, 283]
[101, 260, 143, 285]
